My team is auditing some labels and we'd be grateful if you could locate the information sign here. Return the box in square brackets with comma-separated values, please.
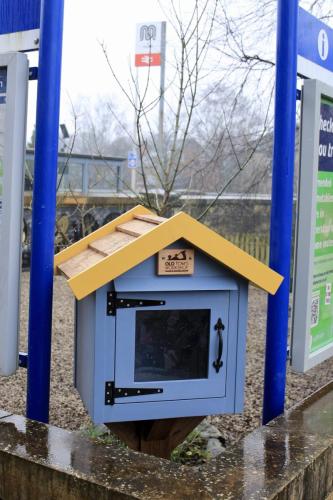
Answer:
[0, 52, 28, 376]
[292, 79, 333, 371]
[311, 96, 333, 352]
[135, 22, 165, 67]
[298, 7, 333, 86]
[0, 0, 41, 52]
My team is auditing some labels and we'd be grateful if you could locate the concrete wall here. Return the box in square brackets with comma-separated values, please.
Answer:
[0, 382, 332, 499]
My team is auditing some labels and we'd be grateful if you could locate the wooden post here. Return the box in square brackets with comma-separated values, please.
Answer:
[107, 416, 204, 459]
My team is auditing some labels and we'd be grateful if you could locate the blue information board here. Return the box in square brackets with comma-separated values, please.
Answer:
[298, 7, 333, 85]
[0, 0, 40, 35]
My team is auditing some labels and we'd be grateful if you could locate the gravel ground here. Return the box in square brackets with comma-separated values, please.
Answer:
[1, 272, 333, 446]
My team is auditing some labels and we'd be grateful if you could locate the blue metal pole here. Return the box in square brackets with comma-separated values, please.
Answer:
[26, 0, 65, 422]
[262, 0, 299, 425]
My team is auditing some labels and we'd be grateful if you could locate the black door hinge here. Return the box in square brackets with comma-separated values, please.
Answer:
[105, 381, 163, 405]
[106, 292, 166, 316]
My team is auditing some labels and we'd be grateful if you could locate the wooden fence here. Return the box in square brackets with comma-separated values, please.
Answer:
[224, 233, 270, 265]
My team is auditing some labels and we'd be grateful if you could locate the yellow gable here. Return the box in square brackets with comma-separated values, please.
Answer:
[54, 205, 283, 300]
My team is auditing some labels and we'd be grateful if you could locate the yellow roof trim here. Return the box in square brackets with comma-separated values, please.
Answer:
[63, 211, 283, 300]
[177, 213, 282, 295]
[54, 205, 153, 273]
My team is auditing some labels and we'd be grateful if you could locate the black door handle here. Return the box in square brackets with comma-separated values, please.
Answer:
[213, 318, 224, 373]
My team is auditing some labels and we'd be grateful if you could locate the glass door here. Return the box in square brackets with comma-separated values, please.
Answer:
[114, 291, 229, 403]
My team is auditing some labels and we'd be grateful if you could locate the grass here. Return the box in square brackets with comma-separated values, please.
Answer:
[171, 430, 210, 465]
[80, 423, 126, 447]
[81, 424, 210, 465]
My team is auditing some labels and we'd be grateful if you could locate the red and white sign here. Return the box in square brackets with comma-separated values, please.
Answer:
[135, 53, 161, 67]
[135, 22, 165, 67]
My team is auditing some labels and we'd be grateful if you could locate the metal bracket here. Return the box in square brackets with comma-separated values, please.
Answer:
[105, 381, 163, 405]
[106, 292, 165, 316]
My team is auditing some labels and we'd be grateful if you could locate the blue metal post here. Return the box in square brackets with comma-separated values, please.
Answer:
[26, 0, 65, 422]
[262, 0, 298, 424]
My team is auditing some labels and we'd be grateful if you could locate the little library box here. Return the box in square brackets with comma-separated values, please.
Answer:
[55, 206, 282, 426]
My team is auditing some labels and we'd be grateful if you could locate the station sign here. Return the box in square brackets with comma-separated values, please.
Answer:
[292, 79, 333, 371]
[0, 0, 41, 52]
[298, 7, 333, 87]
[0, 52, 29, 376]
[135, 22, 166, 67]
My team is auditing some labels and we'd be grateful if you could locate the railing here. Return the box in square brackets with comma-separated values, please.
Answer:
[25, 150, 127, 195]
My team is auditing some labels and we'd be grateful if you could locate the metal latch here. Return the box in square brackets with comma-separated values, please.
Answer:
[105, 381, 163, 405]
[106, 292, 166, 316]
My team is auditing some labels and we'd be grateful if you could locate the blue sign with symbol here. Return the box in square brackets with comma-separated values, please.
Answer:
[0, 0, 41, 35]
[298, 7, 333, 85]
[128, 151, 137, 169]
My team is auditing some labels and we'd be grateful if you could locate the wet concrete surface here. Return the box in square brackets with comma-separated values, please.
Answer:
[0, 382, 332, 499]
[200, 381, 333, 499]
[0, 413, 208, 499]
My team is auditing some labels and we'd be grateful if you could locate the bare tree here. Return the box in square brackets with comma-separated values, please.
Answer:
[26, 100, 102, 249]
[216, 0, 332, 73]
[92, 0, 275, 218]
[96, 1, 215, 214]
[67, 0, 332, 220]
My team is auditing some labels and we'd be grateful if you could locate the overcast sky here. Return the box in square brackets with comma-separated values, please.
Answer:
[26, 0, 198, 137]
[24, 0, 332, 141]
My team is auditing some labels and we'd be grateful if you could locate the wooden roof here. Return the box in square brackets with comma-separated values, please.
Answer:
[54, 205, 283, 300]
